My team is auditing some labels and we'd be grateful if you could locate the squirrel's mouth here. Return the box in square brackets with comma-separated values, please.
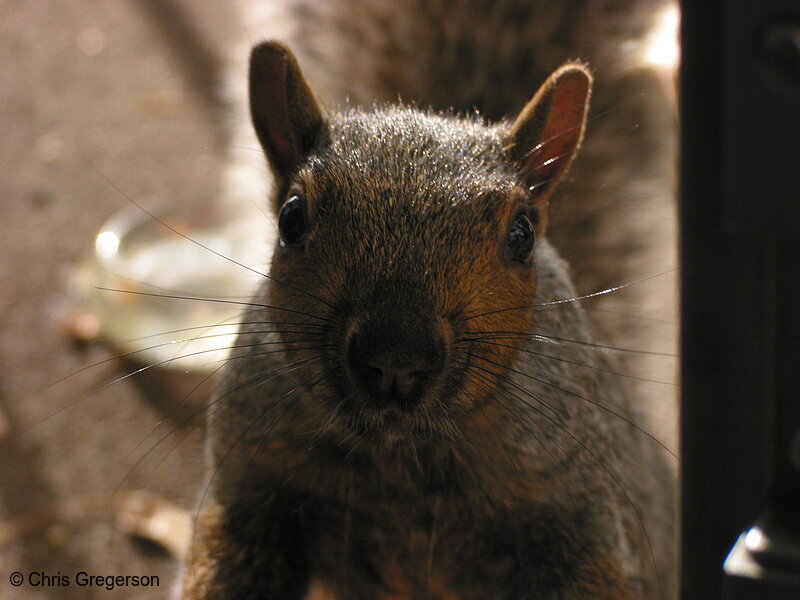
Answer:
[336, 400, 455, 448]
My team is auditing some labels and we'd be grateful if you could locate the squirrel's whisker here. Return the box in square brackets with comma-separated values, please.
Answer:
[122, 319, 330, 343]
[96, 168, 338, 312]
[464, 366, 567, 468]
[469, 338, 675, 386]
[95, 286, 333, 322]
[467, 363, 663, 597]
[116, 355, 321, 506]
[468, 351, 676, 457]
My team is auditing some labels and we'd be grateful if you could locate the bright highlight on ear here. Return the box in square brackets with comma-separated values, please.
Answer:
[506, 64, 592, 201]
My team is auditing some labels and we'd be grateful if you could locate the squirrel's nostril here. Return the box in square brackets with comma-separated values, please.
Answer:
[368, 363, 427, 397]
[346, 324, 443, 408]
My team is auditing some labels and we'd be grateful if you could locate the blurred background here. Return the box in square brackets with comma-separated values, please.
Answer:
[0, 2, 245, 598]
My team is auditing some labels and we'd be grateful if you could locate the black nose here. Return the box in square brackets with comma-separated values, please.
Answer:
[366, 359, 428, 398]
[347, 322, 443, 409]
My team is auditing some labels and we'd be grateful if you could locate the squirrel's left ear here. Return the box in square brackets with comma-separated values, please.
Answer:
[506, 64, 592, 203]
[249, 42, 327, 196]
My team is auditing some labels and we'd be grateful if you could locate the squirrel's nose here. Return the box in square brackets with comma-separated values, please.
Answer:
[346, 324, 443, 409]
[366, 360, 428, 399]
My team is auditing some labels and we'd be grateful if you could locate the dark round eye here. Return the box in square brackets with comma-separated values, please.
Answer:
[278, 194, 307, 247]
[507, 212, 535, 264]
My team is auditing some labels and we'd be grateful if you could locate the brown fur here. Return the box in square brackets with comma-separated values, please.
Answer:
[178, 33, 674, 599]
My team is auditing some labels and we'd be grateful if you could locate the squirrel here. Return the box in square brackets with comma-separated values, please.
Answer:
[179, 2, 676, 599]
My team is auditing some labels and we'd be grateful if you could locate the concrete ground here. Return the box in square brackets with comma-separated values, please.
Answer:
[0, 2, 244, 598]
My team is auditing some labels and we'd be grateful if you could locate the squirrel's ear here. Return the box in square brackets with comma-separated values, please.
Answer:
[249, 42, 327, 186]
[506, 64, 592, 201]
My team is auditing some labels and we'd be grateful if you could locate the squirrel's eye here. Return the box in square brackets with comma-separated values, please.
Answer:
[278, 194, 307, 247]
[507, 212, 535, 264]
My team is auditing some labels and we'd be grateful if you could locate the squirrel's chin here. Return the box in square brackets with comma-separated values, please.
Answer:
[336, 403, 454, 449]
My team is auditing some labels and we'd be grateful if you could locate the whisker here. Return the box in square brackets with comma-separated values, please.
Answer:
[28, 339, 330, 433]
[531, 333, 677, 358]
[230, 145, 268, 154]
[122, 362, 227, 463]
[464, 360, 564, 427]
[522, 121, 583, 163]
[460, 331, 676, 357]
[523, 103, 622, 165]
[460, 366, 557, 470]
[468, 352, 676, 458]
[464, 367, 572, 476]
[242, 372, 327, 480]
[465, 358, 663, 599]
[106, 354, 324, 503]
[532, 149, 572, 172]
[474, 401, 522, 472]
[188, 381, 306, 560]
[532, 269, 677, 309]
[94, 168, 337, 311]
[146, 334, 325, 439]
[121, 319, 330, 344]
[460, 269, 676, 323]
[95, 287, 332, 323]
[468, 338, 675, 386]
[581, 305, 678, 327]
[44, 318, 328, 395]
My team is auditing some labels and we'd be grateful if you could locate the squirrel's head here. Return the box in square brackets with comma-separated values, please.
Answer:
[248, 42, 591, 448]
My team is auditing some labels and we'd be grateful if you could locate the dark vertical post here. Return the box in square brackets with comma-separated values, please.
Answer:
[680, 1, 800, 598]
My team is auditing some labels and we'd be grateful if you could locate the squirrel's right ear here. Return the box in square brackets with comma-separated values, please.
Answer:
[506, 64, 592, 204]
[249, 42, 327, 187]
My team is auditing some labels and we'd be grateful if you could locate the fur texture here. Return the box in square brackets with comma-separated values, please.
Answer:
[181, 1, 677, 598]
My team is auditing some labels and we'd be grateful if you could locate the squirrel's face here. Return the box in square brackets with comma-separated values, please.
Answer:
[267, 109, 543, 445]
[247, 43, 591, 447]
